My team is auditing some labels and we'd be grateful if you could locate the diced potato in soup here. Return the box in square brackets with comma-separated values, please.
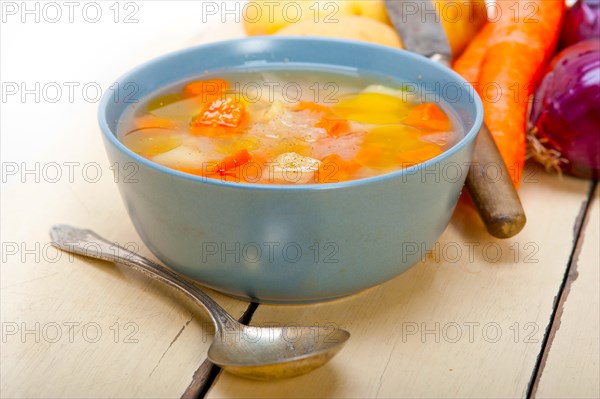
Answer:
[117, 69, 463, 184]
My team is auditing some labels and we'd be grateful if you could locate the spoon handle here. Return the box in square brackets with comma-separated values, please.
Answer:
[49, 224, 239, 331]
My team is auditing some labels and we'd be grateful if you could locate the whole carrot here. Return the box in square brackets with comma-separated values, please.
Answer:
[453, 23, 494, 83]
[454, 0, 566, 187]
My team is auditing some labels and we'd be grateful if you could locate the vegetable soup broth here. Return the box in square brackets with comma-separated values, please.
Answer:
[117, 68, 464, 184]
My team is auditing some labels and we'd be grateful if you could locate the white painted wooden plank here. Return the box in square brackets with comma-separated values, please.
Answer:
[0, 3, 246, 398]
[535, 187, 600, 399]
[0, 172, 248, 398]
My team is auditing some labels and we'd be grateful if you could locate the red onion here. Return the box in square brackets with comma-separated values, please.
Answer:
[560, 0, 600, 48]
[528, 39, 600, 179]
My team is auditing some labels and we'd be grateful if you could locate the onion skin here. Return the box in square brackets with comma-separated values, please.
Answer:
[560, 0, 600, 49]
[529, 39, 600, 179]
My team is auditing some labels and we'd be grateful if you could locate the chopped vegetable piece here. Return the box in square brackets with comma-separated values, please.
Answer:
[270, 152, 320, 184]
[183, 79, 229, 99]
[213, 136, 260, 155]
[356, 125, 440, 169]
[396, 146, 443, 165]
[316, 116, 351, 137]
[133, 115, 177, 130]
[295, 101, 351, 137]
[333, 92, 411, 124]
[191, 97, 246, 129]
[152, 146, 208, 170]
[216, 149, 252, 175]
[356, 146, 385, 168]
[403, 103, 452, 132]
[296, 101, 332, 114]
[263, 101, 286, 121]
[150, 96, 207, 120]
[122, 129, 182, 157]
[272, 152, 320, 172]
[318, 154, 361, 183]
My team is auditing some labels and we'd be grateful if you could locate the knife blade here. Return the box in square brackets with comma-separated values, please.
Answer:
[385, 0, 527, 238]
[385, 0, 452, 66]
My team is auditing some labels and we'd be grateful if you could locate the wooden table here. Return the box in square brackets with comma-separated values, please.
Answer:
[1, 3, 598, 398]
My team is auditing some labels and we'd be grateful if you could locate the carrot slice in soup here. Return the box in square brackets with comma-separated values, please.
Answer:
[191, 97, 246, 129]
[356, 146, 387, 169]
[296, 102, 351, 137]
[396, 146, 443, 165]
[216, 149, 252, 175]
[318, 154, 361, 183]
[403, 103, 452, 132]
[316, 117, 351, 137]
[122, 130, 181, 157]
[183, 79, 229, 99]
[296, 101, 332, 114]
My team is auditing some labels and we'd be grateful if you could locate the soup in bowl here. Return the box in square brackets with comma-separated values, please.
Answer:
[99, 37, 483, 303]
[119, 68, 463, 185]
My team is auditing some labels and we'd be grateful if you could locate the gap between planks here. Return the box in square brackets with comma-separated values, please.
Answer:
[526, 180, 598, 398]
[180, 302, 259, 399]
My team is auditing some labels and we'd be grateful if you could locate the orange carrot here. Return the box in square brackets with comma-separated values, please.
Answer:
[403, 103, 452, 132]
[296, 101, 350, 137]
[452, 24, 494, 83]
[216, 149, 252, 175]
[395, 146, 443, 165]
[297, 101, 351, 137]
[318, 154, 360, 183]
[453, 0, 565, 187]
[191, 97, 246, 129]
[316, 116, 351, 137]
[183, 79, 229, 99]
[296, 101, 331, 114]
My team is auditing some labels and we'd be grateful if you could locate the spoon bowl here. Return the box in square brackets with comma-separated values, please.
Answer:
[209, 325, 350, 380]
[50, 225, 350, 380]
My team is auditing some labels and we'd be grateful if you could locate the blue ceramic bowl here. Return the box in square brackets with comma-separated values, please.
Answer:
[99, 37, 483, 303]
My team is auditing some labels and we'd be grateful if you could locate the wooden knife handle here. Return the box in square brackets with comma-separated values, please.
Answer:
[466, 123, 527, 238]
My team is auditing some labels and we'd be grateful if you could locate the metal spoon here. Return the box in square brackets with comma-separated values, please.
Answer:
[50, 225, 350, 380]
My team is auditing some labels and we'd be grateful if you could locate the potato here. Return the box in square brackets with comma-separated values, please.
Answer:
[243, 0, 315, 36]
[275, 15, 402, 48]
[270, 152, 320, 184]
[336, 1, 391, 24]
[243, 0, 487, 57]
[434, 0, 488, 57]
[242, 0, 390, 36]
[152, 146, 208, 169]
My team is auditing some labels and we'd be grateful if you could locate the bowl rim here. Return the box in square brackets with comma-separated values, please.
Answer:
[98, 36, 484, 192]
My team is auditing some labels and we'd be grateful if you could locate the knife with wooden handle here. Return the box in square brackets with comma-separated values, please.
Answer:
[385, 0, 526, 238]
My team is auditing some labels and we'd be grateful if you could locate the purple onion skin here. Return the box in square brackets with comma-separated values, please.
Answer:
[530, 39, 600, 179]
[560, 0, 600, 49]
